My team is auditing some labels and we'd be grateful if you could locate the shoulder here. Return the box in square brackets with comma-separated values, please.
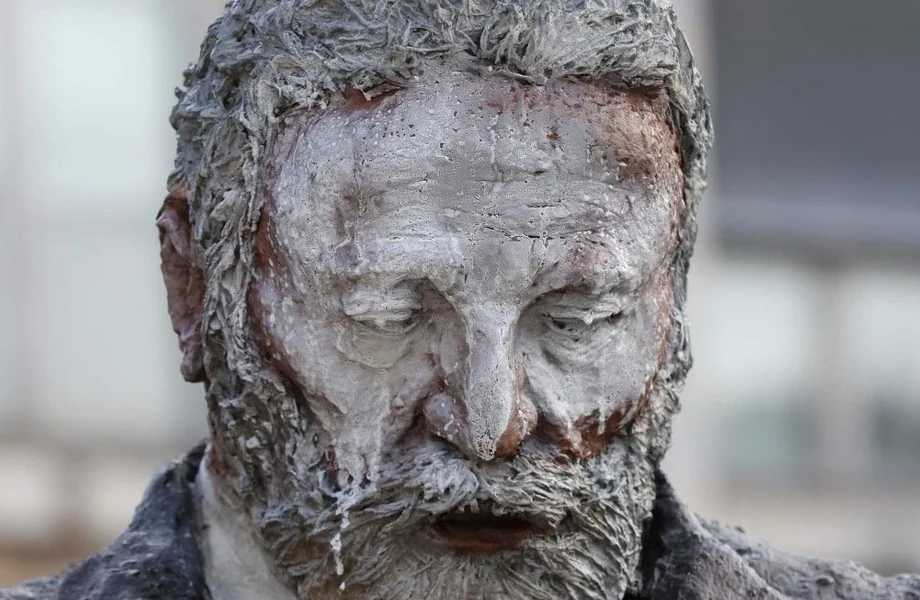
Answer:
[0, 445, 209, 600]
[0, 577, 61, 600]
[638, 471, 920, 600]
[704, 518, 920, 600]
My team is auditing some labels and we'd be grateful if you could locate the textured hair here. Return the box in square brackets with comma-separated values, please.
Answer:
[170, 0, 712, 422]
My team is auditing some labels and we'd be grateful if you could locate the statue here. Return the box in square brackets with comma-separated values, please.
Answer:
[4, 1, 918, 598]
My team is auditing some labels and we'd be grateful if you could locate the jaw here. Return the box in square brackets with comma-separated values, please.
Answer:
[197, 456, 300, 600]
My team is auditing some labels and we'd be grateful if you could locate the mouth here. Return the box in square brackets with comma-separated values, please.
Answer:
[433, 512, 534, 553]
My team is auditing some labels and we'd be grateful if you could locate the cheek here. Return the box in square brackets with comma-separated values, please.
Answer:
[591, 296, 662, 407]
[254, 280, 449, 475]
[333, 323, 416, 369]
[522, 292, 665, 425]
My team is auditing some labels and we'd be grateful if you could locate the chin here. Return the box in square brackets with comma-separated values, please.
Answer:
[306, 504, 649, 600]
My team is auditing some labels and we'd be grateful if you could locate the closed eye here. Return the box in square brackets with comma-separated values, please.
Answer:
[341, 285, 424, 336]
[544, 309, 624, 335]
[538, 288, 629, 338]
[350, 308, 423, 335]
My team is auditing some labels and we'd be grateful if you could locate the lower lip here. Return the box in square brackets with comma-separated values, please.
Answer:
[434, 515, 534, 553]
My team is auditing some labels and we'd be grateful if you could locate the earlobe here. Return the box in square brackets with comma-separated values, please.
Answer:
[157, 185, 206, 383]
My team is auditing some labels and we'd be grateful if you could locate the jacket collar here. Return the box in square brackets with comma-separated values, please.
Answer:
[633, 472, 785, 599]
[47, 444, 210, 600]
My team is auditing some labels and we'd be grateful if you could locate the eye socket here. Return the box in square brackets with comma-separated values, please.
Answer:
[536, 285, 630, 341]
[341, 284, 425, 336]
[348, 308, 424, 336]
[542, 309, 626, 338]
[546, 316, 582, 334]
[361, 311, 424, 335]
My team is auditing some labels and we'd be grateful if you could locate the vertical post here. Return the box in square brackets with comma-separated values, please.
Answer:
[0, 0, 35, 437]
[812, 262, 869, 484]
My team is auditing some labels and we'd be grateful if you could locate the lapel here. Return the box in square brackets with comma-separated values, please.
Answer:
[633, 472, 786, 600]
[3, 444, 210, 600]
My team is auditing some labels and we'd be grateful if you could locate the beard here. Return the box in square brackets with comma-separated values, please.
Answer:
[257, 441, 656, 600]
[206, 372, 673, 600]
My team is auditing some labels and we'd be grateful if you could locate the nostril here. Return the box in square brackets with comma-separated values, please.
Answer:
[422, 390, 538, 462]
[423, 392, 466, 449]
[491, 394, 538, 460]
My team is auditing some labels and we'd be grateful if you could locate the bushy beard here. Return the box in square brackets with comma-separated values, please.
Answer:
[208, 376, 670, 600]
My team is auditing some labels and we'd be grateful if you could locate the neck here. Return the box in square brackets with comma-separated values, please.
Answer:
[197, 453, 298, 600]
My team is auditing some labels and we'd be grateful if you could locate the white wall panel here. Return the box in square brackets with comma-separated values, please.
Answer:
[29, 224, 176, 445]
[18, 0, 175, 219]
[709, 258, 819, 403]
[0, 7, 19, 428]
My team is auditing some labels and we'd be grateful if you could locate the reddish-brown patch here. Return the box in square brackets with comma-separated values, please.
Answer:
[479, 78, 682, 191]
[435, 514, 533, 553]
[248, 188, 303, 397]
[491, 391, 539, 460]
[206, 442, 228, 478]
[573, 386, 654, 459]
[341, 87, 399, 112]
[157, 185, 206, 383]
[583, 85, 683, 187]
[535, 396, 646, 461]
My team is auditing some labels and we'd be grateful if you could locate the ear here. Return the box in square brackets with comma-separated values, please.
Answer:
[157, 186, 206, 383]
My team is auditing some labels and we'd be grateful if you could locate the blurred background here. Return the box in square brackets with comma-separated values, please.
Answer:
[0, 0, 918, 586]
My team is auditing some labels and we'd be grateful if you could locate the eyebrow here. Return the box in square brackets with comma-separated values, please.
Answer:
[541, 264, 627, 298]
[535, 236, 657, 296]
[317, 236, 464, 280]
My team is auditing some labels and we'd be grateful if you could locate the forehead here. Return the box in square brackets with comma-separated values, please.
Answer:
[267, 71, 681, 279]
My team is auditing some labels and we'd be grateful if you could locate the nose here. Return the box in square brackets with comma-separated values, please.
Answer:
[423, 309, 537, 461]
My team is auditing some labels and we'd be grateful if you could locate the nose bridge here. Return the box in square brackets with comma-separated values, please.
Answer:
[466, 307, 516, 404]
[459, 304, 532, 460]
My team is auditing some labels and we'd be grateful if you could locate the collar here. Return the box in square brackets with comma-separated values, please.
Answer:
[632, 471, 786, 599]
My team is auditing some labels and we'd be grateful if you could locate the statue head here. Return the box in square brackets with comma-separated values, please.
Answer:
[157, 1, 712, 597]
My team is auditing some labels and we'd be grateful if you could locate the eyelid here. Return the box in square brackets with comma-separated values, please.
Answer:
[543, 291, 627, 322]
[341, 288, 421, 319]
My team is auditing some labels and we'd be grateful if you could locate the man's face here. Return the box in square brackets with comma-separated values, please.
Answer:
[238, 70, 682, 599]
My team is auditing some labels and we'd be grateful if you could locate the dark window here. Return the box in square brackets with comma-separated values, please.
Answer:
[714, 0, 920, 259]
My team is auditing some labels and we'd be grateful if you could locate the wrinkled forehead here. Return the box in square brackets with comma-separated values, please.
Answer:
[267, 71, 682, 267]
